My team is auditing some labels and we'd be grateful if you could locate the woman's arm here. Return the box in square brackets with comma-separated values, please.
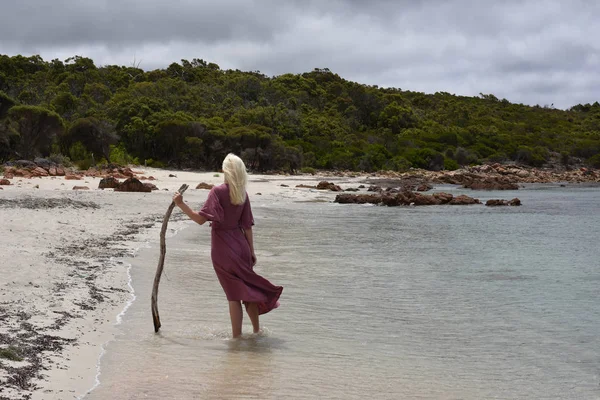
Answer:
[173, 192, 207, 225]
[244, 227, 257, 266]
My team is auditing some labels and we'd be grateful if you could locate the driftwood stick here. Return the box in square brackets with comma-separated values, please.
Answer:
[151, 183, 189, 332]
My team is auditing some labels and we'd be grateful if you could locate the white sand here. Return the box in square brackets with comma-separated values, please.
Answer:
[0, 167, 363, 399]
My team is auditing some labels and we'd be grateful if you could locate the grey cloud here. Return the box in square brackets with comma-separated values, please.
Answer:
[1, 0, 599, 108]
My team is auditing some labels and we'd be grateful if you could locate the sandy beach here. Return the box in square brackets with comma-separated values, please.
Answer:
[1, 163, 599, 399]
[0, 167, 361, 399]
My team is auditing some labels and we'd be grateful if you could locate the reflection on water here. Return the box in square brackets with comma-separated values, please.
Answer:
[87, 187, 600, 399]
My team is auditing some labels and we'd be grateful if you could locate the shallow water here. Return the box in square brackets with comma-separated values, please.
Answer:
[86, 186, 600, 399]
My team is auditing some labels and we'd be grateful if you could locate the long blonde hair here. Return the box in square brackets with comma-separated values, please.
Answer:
[222, 153, 248, 205]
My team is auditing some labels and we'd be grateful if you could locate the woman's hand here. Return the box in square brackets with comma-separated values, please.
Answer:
[172, 191, 184, 206]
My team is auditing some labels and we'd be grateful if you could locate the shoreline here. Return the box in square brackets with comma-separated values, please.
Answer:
[0, 165, 598, 399]
[0, 168, 350, 399]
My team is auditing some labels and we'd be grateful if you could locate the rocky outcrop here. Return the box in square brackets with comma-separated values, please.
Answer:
[0, 179, 11, 185]
[486, 198, 521, 206]
[114, 177, 152, 193]
[463, 178, 519, 190]
[98, 176, 120, 189]
[335, 191, 481, 206]
[196, 182, 214, 190]
[317, 181, 342, 191]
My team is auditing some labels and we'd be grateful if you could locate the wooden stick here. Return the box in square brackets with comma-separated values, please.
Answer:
[151, 183, 189, 332]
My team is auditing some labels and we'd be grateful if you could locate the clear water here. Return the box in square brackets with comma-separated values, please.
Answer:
[86, 185, 600, 399]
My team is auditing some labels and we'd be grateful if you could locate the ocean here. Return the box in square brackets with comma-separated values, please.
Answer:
[85, 184, 600, 399]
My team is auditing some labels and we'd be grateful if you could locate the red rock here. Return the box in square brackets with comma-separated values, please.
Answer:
[147, 176, 156, 181]
[72, 186, 90, 190]
[317, 181, 342, 191]
[143, 182, 159, 191]
[114, 177, 152, 192]
[98, 176, 120, 189]
[32, 167, 49, 177]
[48, 167, 57, 176]
[56, 167, 66, 176]
[65, 174, 82, 180]
[196, 182, 214, 190]
[432, 192, 453, 204]
[449, 195, 481, 205]
[3, 173, 14, 179]
[0, 178, 11, 185]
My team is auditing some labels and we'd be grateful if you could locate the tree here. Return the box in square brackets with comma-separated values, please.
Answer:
[62, 117, 118, 161]
[0, 91, 16, 119]
[8, 106, 65, 159]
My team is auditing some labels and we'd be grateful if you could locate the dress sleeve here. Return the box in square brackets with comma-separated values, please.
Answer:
[240, 194, 254, 229]
[198, 188, 224, 222]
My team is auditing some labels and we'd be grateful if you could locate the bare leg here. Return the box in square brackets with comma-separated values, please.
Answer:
[228, 301, 243, 338]
[245, 302, 260, 333]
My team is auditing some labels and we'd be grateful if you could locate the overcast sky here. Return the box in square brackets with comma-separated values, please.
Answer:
[1, 0, 599, 109]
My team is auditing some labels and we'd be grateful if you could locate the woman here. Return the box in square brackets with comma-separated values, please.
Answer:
[173, 153, 282, 338]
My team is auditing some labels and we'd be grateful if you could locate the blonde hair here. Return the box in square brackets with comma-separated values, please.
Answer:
[222, 153, 248, 205]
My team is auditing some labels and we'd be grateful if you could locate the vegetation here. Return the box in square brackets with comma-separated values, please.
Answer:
[1, 54, 599, 171]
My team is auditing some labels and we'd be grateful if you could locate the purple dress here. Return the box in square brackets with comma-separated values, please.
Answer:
[198, 183, 282, 315]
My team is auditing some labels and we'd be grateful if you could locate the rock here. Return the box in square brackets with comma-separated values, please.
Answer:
[463, 178, 519, 190]
[169, 174, 177, 178]
[147, 176, 156, 180]
[485, 199, 507, 206]
[449, 195, 481, 205]
[0, 186, 3, 189]
[334, 193, 383, 204]
[65, 174, 82, 180]
[143, 182, 159, 191]
[196, 182, 214, 190]
[358, 185, 365, 188]
[485, 198, 521, 206]
[367, 185, 383, 192]
[114, 177, 152, 192]
[48, 167, 57, 176]
[72, 186, 90, 190]
[56, 167, 66, 176]
[33, 158, 56, 170]
[280, 184, 289, 187]
[344, 188, 360, 192]
[256, 193, 262, 195]
[432, 192, 453, 204]
[0, 179, 11, 185]
[11, 160, 37, 169]
[32, 167, 49, 177]
[335, 191, 479, 207]
[98, 176, 120, 189]
[296, 184, 317, 189]
[317, 181, 342, 191]
[416, 183, 433, 192]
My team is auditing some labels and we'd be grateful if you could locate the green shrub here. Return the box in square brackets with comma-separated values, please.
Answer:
[109, 144, 139, 166]
[69, 142, 89, 162]
[587, 154, 600, 168]
[300, 167, 316, 175]
[49, 153, 73, 167]
[444, 158, 460, 171]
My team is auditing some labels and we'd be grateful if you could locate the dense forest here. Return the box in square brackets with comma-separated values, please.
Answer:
[1, 54, 599, 172]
